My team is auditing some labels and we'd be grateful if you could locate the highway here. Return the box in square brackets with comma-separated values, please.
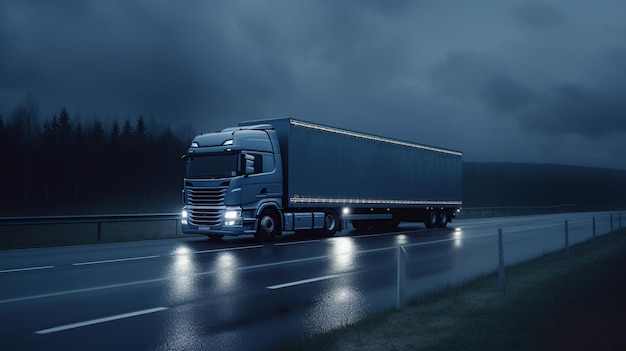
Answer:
[0, 211, 618, 350]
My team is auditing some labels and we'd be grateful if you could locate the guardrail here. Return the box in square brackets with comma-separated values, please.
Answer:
[456, 204, 613, 218]
[0, 213, 181, 247]
[0, 213, 180, 226]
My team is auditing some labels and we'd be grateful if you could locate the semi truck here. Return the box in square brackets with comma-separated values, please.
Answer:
[181, 118, 462, 240]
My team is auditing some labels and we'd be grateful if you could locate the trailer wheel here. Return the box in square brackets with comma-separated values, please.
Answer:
[255, 208, 281, 241]
[436, 211, 448, 228]
[425, 210, 437, 229]
[321, 209, 339, 237]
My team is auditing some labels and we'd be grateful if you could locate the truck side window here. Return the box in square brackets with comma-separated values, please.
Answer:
[262, 154, 275, 173]
[248, 153, 275, 174]
[249, 153, 263, 174]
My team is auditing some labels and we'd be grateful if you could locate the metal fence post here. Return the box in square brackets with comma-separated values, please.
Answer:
[498, 229, 506, 293]
[397, 245, 407, 309]
[97, 222, 102, 241]
[592, 217, 596, 240]
[565, 220, 569, 253]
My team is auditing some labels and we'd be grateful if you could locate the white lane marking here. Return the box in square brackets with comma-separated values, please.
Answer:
[34, 307, 168, 335]
[73, 255, 160, 266]
[239, 255, 327, 271]
[194, 245, 264, 254]
[275, 240, 320, 246]
[0, 266, 54, 274]
[267, 274, 342, 290]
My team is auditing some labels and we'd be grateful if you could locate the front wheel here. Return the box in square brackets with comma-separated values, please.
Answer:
[255, 209, 281, 241]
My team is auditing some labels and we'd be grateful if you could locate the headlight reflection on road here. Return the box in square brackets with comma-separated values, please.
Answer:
[396, 234, 408, 245]
[328, 237, 356, 273]
[308, 237, 364, 334]
[214, 252, 239, 291]
[168, 246, 197, 300]
[453, 228, 463, 248]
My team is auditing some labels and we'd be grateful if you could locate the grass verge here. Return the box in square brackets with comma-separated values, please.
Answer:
[280, 232, 626, 350]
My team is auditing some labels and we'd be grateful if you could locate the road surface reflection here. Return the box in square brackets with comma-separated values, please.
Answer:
[305, 236, 366, 335]
[328, 237, 357, 272]
[168, 246, 196, 300]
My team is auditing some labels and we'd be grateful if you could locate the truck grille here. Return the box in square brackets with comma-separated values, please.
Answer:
[187, 186, 227, 227]
[188, 208, 225, 227]
[187, 186, 228, 206]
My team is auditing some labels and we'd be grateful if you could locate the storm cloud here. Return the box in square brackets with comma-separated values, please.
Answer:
[1, 0, 625, 169]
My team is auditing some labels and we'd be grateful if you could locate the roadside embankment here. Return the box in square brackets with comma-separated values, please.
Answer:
[282, 231, 626, 350]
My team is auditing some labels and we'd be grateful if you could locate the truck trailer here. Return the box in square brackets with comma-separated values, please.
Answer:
[181, 118, 462, 240]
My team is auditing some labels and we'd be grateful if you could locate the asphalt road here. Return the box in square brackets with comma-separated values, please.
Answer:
[0, 211, 619, 350]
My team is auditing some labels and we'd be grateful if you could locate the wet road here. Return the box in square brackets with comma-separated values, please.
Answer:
[0, 211, 619, 350]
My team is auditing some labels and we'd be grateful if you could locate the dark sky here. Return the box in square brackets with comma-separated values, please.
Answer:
[1, 1, 625, 170]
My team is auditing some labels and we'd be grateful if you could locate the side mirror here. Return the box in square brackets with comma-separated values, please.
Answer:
[242, 153, 255, 175]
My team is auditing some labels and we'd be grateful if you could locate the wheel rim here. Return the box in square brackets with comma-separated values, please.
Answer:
[261, 215, 275, 234]
[429, 212, 437, 225]
[325, 214, 336, 231]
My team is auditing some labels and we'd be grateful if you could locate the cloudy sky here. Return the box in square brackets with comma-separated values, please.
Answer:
[1, 0, 625, 170]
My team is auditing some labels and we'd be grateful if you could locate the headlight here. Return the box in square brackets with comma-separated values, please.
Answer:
[181, 210, 188, 225]
[225, 210, 241, 219]
[224, 209, 242, 226]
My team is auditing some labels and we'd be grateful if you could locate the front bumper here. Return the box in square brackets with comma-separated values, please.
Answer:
[181, 207, 257, 236]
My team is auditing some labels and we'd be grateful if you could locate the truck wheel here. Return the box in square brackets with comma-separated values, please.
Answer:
[255, 209, 281, 241]
[425, 210, 437, 229]
[321, 209, 339, 237]
[436, 211, 448, 228]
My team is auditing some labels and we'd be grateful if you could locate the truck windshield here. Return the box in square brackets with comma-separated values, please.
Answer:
[186, 154, 239, 179]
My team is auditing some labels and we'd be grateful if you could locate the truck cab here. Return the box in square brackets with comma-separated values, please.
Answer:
[181, 124, 283, 239]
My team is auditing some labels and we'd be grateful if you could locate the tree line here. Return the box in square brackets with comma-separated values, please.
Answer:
[1, 103, 190, 215]
[3, 98, 625, 216]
